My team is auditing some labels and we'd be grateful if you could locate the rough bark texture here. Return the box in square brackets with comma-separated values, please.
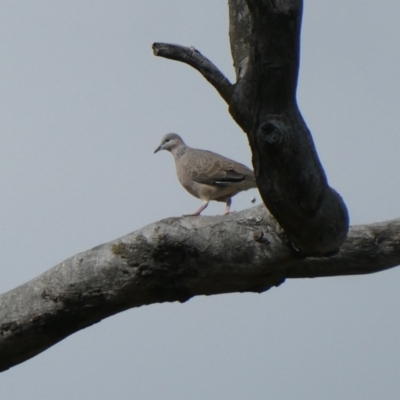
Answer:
[1, 205, 400, 372]
[228, 0, 251, 79]
[0, 0, 398, 374]
[154, 0, 349, 256]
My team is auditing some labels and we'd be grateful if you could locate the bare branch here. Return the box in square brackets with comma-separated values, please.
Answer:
[152, 43, 234, 103]
[1, 205, 399, 372]
[153, 1, 349, 256]
[227, 0, 349, 256]
[290, 218, 400, 278]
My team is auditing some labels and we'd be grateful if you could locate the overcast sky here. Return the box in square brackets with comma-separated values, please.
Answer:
[1, 1, 400, 399]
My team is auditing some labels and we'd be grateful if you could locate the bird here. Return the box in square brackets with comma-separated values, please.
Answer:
[154, 133, 257, 215]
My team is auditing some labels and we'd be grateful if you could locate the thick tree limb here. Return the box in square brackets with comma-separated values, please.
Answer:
[1, 205, 400, 372]
[1, 0, 395, 378]
[231, 0, 349, 257]
[154, 0, 349, 256]
[152, 43, 234, 103]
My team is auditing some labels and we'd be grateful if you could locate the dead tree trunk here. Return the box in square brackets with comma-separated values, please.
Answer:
[154, 0, 349, 256]
[0, 0, 398, 373]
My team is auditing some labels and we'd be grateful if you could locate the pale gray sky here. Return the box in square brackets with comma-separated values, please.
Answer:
[1, 1, 400, 399]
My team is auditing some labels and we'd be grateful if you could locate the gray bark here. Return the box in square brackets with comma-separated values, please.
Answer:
[1, 205, 400, 372]
[0, 0, 398, 373]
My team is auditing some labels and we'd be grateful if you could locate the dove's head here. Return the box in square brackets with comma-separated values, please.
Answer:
[154, 133, 186, 155]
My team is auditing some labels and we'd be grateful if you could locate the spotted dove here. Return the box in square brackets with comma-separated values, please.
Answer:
[154, 133, 257, 215]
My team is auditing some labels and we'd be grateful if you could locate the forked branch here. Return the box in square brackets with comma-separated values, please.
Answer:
[154, 0, 349, 256]
[1, 0, 397, 377]
[1, 206, 399, 372]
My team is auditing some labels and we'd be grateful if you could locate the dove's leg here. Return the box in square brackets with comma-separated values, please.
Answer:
[223, 198, 232, 215]
[190, 200, 209, 216]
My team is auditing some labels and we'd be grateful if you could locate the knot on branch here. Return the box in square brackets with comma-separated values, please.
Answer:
[256, 117, 287, 154]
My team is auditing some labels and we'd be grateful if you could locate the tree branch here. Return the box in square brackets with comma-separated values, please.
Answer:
[2, 0, 394, 379]
[1, 205, 399, 372]
[152, 43, 234, 103]
[229, 0, 349, 256]
[152, 1, 350, 256]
